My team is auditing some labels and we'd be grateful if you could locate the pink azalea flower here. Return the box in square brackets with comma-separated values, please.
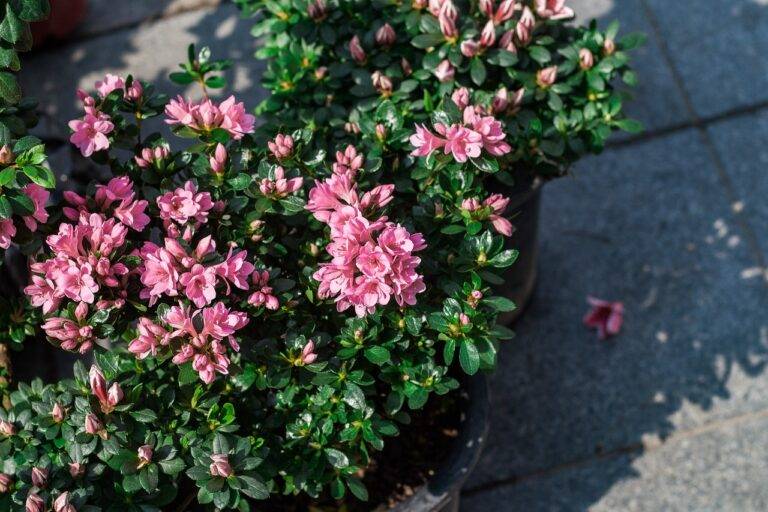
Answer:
[95, 176, 134, 206]
[215, 248, 255, 291]
[463, 107, 512, 156]
[179, 264, 218, 308]
[437, 124, 483, 163]
[268, 134, 294, 159]
[56, 263, 99, 304]
[218, 95, 256, 139]
[0, 219, 15, 249]
[113, 198, 149, 231]
[24, 274, 61, 314]
[583, 297, 624, 339]
[95, 73, 125, 98]
[306, 174, 359, 223]
[410, 124, 446, 158]
[22, 184, 49, 232]
[128, 317, 171, 359]
[140, 246, 180, 304]
[68, 111, 114, 157]
[535, 0, 574, 20]
[157, 181, 214, 225]
[360, 184, 395, 211]
[451, 87, 470, 110]
[42, 317, 94, 353]
[164, 96, 255, 140]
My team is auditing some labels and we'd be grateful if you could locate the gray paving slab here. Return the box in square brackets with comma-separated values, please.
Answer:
[76, 0, 221, 38]
[20, 3, 266, 142]
[643, 0, 768, 119]
[464, 128, 768, 491]
[706, 109, 768, 258]
[569, 0, 690, 136]
[461, 412, 768, 512]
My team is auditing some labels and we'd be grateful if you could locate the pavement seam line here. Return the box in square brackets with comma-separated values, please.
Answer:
[462, 407, 768, 497]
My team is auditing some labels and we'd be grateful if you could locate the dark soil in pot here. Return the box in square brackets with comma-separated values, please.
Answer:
[256, 374, 489, 512]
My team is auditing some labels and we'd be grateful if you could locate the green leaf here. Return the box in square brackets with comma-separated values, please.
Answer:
[345, 476, 369, 501]
[614, 118, 643, 134]
[440, 224, 465, 235]
[443, 338, 456, 365]
[18, 0, 50, 21]
[528, 46, 551, 64]
[227, 173, 252, 190]
[204, 76, 226, 89]
[0, 5, 24, 44]
[0, 195, 12, 219]
[364, 346, 390, 365]
[177, 363, 199, 386]
[0, 48, 19, 71]
[169, 72, 194, 85]
[158, 458, 185, 475]
[130, 409, 158, 423]
[0, 72, 21, 103]
[483, 296, 517, 312]
[470, 58, 486, 86]
[0, 167, 15, 187]
[325, 448, 349, 469]
[7, 191, 33, 215]
[343, 382, 366, 410]
[21, 165, 54, 188]
[238, 475, 269, 499]
[459, 341, 480, 375]
[411, 33, 444, 49]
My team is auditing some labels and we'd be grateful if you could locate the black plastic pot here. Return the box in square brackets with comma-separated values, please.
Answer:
[391, 373, 489, 512]
[494, 177, 543, 326]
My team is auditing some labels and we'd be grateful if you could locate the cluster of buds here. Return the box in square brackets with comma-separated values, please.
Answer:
[371, 71, 393, 96]
[491, 86, 525, 115]
[89, 365, 123, 414]
[258, 166, 303, 199]
[134, 144, 170, 169]
[268, 133, 295, 159]
[344, 121, 361, 134]
[210, 454, 234, 477]
[375, 23, 396, 46]
[349, 35, 366, 64]
[307, 0, 327, 21]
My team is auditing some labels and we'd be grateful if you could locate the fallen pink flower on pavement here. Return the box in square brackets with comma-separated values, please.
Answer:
[583, 296, 624, 340]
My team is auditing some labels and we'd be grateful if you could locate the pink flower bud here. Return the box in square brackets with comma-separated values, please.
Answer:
[308, 0, 327, 20]
[440, 0, 458, 21]
[536, 66, 558, 88]
[344, 122, 361, 134]
[480, 20, 496, 47]
[107, 382, 123, 408]
[268, 134, 294, 159]
[210, 454, 233, 478]
[349, 35, 366, 64]
[401, 58, 413, 76]
[69, 463, 85, 478]
[31, 467, 48, 488]
[499, 30, 516, 52]
[53, 492, 76, 512]
[89, 365, 108, 405]
[26, 493, 45, 512]
[439, 11, 457, 39]
[301, 340, 318, 365]
[0, 420, 15, 436]
[479, 0, 494, 16]
[137, 445, 153, 468]
[0, 145, 13, 164]
[579, 48, 594, 70]
[85, 413, 103, 435]
[375, 23, 396, 46]
[435, 59, 455, 82]
[210, 143, 227, 175]
[371, 71, 393, 95]
[603, 38, 616, 56]
[0, 473, 12, 493]
[493, 0, 517, 24]
[459, 313, 470, 325]
[471, 290, 483, 300]
[460, 39, 479, 57]
[451, 87, 470, 109]
[375, 124, 387, 141]
[125, 80, 143, 102]
[516, 6, 534, 46]
[314, 66, 328, 80]
[52, 403, 66, 423]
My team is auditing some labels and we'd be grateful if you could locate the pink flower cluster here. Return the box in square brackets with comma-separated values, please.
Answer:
[63, 176, 149, 231]
[259, 166, 303, 198]
[0, 184, 49, 249]
[307, 149, 427, 317]
[156, 180, 214, 236]
[129, 303, 248, 383]
[410, 106, 511, 162]
[69, 74, 142, 157]
[461, 193, 514, 236]
[165, 95, 255, 140]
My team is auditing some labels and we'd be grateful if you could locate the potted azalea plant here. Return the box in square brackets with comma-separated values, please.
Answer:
[235, 0, 645, 320]
[0, 37, 517, 511]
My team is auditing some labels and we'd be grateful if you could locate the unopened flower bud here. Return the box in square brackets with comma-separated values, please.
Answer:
[308, 0, 327, 21]
[439, 12, 457, 39]
[89, 365, 108, 404]
[314, 66, 328, 80]
[493, 0, 517, 24]
[451, 87, 470, 109]
[31, 467, 48, 488]
[375, 124, 387, 141]
[579, 48, 594, 70]
[210, 454, 233, 478]
[268, 134, 295, 159]
[0, 145, 13, 165]
[480, 20, 496, 47]
[0, 420, 14, 436]
[375, 23, 396, 47]
[440, 0, 458, 21]
[125, 80, 143, 102]
[435, 59, 455, 82]
[137, 445, 153, 468]
[0, 473, 11, 493]
[85, 413, 103, 435]
[300, 340, 318, 365]
[460, 39, 479, 57]
[349, 35, 366, 64]
[344, 122, 361, 134]
[536, 66, 558, 88]
[479, 0, 494, 16]
[107, 382, 123, 408]
[26, 493, 45, 512]
[209, 143, 227, 175]
[603, 38, 616, 56]
[459, 313, 470, 325]
[69, 463, 85, 478]
[499, 30, 516, 52]
[492, 87, 509, 113]
[401, 58, 413, 76]
[516, 6, 534, 46]
[53, 492, 76, 512]
[371, 71, 393, 95]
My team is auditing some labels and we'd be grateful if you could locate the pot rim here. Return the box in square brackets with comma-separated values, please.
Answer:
[389, 373, 490, 512]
